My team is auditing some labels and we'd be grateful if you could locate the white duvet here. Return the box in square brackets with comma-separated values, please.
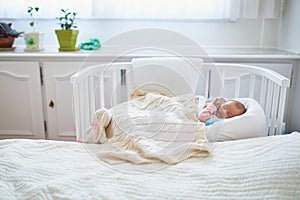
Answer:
[0, 133, 300, 199]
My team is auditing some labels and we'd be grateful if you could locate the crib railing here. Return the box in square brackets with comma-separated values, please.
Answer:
[202, 63, 290, 136]
[71, 62, 133, 142]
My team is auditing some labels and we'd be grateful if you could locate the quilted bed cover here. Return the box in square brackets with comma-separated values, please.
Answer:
[0, 132, 300, 199]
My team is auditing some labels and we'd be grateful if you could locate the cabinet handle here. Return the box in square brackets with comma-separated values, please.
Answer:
[49, 100, 55, 108]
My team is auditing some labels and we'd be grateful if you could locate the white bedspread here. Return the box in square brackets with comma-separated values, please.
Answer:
[0, 133, 300, 199]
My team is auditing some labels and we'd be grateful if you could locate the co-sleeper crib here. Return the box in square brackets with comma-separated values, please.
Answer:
[71, 57, 290, 142]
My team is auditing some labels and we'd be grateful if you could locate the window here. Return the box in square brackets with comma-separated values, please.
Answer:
[0, 0, 281, 20]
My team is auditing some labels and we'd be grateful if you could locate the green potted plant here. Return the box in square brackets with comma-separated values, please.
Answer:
[55, 9, 79, 51]
[0, 22, 23, 50]
[24, 6, 44, 51]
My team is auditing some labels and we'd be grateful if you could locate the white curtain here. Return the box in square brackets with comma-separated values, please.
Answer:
[93, 0, 232, 19]
[93, 0, 281, 20]
[236, 0, 281, 19]
[0, 0, 281, 20]
[0, 0, 93, 18]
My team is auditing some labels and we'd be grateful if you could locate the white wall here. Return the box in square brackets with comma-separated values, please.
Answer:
[7, 18, 279, 49]
[289, 65, 300, 132]
[278, 0, 300, 132]
[278, 0, 300, 53]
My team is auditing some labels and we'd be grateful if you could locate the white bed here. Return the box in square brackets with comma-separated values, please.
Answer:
[1, 57, 298, 199]
[0, 133, 299, 199]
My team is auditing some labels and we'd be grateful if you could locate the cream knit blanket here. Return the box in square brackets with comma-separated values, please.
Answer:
[85, 90, 209, 164]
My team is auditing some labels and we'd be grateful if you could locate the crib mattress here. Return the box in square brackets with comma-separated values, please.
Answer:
[0, 132, 299, 199]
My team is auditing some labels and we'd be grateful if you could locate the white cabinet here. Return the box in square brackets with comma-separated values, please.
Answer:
[0, 61, 45, 139]
[0, 60, 99, 141]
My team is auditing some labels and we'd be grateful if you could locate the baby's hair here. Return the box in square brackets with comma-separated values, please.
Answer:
[232, 100, 247, 115]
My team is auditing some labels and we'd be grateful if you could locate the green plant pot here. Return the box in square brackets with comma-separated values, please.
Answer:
[55, 29, 79, 51]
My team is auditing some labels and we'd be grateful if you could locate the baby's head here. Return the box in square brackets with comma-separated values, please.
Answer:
[216, 100, 246, 119]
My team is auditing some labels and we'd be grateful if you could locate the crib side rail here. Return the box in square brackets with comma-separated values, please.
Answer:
[202, 63, 290, 87]
[202, 63, 290, 136]
[71, 62, 133, 142]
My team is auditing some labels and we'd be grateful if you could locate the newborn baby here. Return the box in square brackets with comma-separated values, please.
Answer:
[198, 97, 246, 126]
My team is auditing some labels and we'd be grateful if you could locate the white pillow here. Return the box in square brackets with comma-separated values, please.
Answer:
[207, 98, 267, 142]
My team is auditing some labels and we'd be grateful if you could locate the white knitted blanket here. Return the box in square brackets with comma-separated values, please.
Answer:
[85, 90, 209, 164]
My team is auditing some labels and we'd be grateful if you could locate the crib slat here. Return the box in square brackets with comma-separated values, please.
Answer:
[83, 79, 90, 136]
[79, 82, 86, 141]
[270, 84, 280, 135]
[112, 70, 118, 106]
[276, 86, 287, 135]
[265, 80, 274, 131]
[73, 83, 80, 141]
[205, 70, 210, 98]
[120, 69, 128, 102]
[99, 74, 105, 108]
[88, 75, 95, 122]
[126, 69, 132, 100]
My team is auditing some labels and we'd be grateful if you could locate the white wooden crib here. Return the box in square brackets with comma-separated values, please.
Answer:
[71, 57, 290, 142]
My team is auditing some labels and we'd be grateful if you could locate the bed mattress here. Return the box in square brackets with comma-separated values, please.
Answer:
[0, 132, 299, 199]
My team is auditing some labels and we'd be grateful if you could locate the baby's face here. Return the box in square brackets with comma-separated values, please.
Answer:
[216, 101, 244, 118]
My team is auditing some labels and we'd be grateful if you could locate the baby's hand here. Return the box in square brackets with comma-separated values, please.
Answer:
[213, 97, 225, 109]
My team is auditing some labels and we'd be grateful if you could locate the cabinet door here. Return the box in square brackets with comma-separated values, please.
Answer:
[0, 61, 45, 139]
[43, 62, 78, 141]
[43, 61, 99, 141]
